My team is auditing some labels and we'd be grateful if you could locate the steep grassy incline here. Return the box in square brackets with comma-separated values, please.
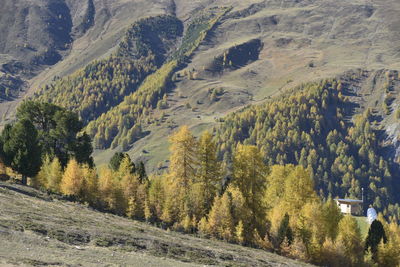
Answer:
[0, 182, 313, 267]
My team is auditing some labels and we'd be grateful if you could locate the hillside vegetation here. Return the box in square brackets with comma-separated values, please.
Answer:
[215, 75, 400, 219]
[0, 0, 173, 122]
[34, 15, 183, 123]
[2, 115, 399, 266]
[84, 7, 230, 149]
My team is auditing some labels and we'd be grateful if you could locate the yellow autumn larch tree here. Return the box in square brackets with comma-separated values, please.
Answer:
[162, 126, 197, 224]
[60, 158, 84, 197]
[232, 144, 267, 242]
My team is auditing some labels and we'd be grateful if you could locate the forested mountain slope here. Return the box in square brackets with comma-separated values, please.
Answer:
[2, 0, 400, 177]
[0, 0, 175, 121]
[215, 70, 400, 217]
[34, 15, 184, 123]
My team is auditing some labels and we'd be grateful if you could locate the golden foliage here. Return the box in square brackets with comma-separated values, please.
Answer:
[60, 159, 84, 196]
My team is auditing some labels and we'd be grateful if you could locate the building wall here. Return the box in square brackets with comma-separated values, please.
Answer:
[339, 203, 351, 214]
[336, 202, 362, 215]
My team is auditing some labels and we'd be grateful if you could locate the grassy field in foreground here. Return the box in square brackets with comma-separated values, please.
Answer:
[0, 181, 313, 267]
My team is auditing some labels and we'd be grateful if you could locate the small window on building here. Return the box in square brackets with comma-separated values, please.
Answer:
[347, 204, 350, 208]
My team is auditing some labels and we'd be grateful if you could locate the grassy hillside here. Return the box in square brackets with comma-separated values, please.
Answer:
[0, 181, 312, 267]
[118, 68, 400, 177]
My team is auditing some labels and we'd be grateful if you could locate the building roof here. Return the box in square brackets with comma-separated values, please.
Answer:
[335, 198, 363, 204]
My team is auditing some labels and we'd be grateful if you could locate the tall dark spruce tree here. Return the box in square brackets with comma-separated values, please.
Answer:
[1, 119, 42, 184]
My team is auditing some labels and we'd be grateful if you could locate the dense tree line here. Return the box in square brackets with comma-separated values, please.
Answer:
[0, 101, 93, 184]
[86, 61, 177, 149]
[214, 79, 400, 220]
[35, 152, 148, 217]
[32, 126, 400, 267]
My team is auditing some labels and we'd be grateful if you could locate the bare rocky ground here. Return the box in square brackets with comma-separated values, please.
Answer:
[0, 181, 313, 267]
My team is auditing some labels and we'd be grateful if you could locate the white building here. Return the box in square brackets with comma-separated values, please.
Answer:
[335, 198, 363, 215]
